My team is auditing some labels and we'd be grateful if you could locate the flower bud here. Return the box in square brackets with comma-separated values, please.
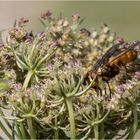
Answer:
[134, 71, 140, 79]
[91, 30, 98, 38]
[101, 24, 110, 34]
[40, 10, 52, 20]
[107, 35, 114, 43]
[116, 36, 124, 44]
[98, 34, 107, 44]
[72, 13, 80, 22]
[18, 17, 29, 27]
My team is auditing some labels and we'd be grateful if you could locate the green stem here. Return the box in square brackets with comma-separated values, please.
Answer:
[15, 122, 22, 139]
[100, 123, 104, 139]
[0, 110, 20, 139]
[22, 70, 33, 90]
[12, 121, 15, 140]
[127, 105, 138, 139]
[27, 118, 36, 139]
[94, 103, 100, 140]
[19, 122, 27, 139]
[94, 124, 99, 140]
[54, 116, 59, 139]
[65, 98, 75, 140]
[0, 109, 12, 131]
[0, 121, 12, 139]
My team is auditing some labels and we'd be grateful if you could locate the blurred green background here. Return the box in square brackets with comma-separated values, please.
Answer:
[0, 1, 140, 41]
[0, 1, 140, 139]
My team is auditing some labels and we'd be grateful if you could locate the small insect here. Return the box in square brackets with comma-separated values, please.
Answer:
[85, 40, 140, 94]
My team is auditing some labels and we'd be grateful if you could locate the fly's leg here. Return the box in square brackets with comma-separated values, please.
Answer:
[95, 86, 102, 96]
[106, 82, 112, 98]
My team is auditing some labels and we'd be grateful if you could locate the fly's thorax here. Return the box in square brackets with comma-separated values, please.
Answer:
[97, 65, 120, 80]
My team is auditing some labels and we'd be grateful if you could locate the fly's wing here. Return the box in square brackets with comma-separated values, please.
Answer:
[94, 40, 140, 71]
[94, 44, 120, 70]
[106, 40, 140, 65]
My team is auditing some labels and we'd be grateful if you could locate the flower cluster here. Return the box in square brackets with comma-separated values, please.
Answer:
[0, 11, 140, 140]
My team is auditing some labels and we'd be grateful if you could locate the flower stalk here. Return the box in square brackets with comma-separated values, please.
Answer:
[18, 122, 28, 139]
[0, 121, 12, 139]
[26, 117, 36, 139]
[65, 97, 76, 139]
[127, 105, 138, 139]
[54, 116, 59, 139]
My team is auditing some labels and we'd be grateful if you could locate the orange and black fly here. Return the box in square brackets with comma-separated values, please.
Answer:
[85, 40, 140, 93]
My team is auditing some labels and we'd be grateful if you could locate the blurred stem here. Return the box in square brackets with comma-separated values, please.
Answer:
[12, 121, 15, 140]
[94, 124, 99, 140]
[100, 123, 104, 139]
[99, 107, 105, 139]
[94, 103, 100, 140]
[127, 105, 138, 139]
[22, 70, 33, 90]
[0, 109, 12, 131]
[65, 97, 75, 139]
[15, 122, 22, 139]
[19, 122, 27, 139]
[11, 110, 19, 140]
[92, 107, 110, 139]
[54, 116, 59, 139]
[27, 118, 36, 139]
[0, 121, 12, 139]
[0, 104, 13, 138]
